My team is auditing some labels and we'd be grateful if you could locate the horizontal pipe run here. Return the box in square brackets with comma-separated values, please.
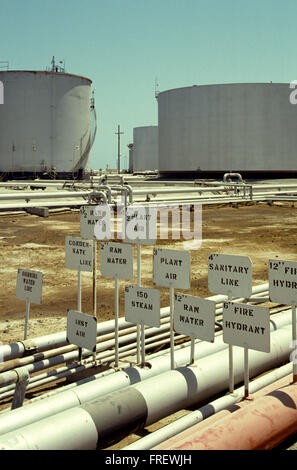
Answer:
[0, 322, 293, 448]
[123, 361, 294, 450]
[158, 377, 297, 450]
[0, 298, 284, 398]
[0, 283, 268, 362]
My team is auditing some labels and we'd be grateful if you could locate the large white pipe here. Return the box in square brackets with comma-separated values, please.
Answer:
[123, 361, 294, 450]
[0, 307, 292, 436]
[0, 322, 293, 449]
[0, 284, 268, 362]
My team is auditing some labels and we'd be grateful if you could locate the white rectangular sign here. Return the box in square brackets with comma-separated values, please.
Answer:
[123, 206, 156, 245]
[153, 248, 191, 289]
[174, 294, 216, 342]
[100, 241, 134, 279]
[16, 268, 43, 304]
[223, 301, 270, 353]
[67, 310, 97, 352]
[125, 285, 160, 327]
[208, 253, 252, 298]
[80, 205, 110, 240]
[65, 236, 93, 272]
[269, 259, 297, 305]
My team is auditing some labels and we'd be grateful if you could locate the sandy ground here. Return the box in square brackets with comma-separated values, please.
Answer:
[0, 201, 296, 344]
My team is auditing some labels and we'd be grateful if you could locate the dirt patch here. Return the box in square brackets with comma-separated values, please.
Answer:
[0, 201, 295, 344]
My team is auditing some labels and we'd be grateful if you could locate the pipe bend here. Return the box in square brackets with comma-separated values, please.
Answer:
[87, 191, 107, 205]
[223, 173, 243, 184]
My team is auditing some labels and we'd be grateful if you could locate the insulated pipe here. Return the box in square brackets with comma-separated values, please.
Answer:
[0, 190, 94, 201]
[123, 361, 294, 450]
[152, 371, 296, 450]
[0, 283, 268, 361]
[157, 377, 297, 450]
[0, 321, 177, 388]
[0, 298, 286, 395]
[0, 302, 288, 404]
[0, 323, 293, 449]
[0, 309, 291, 435]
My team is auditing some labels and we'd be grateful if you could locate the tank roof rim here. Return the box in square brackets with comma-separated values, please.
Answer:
[157, 82, 292, 96]
[0, 70, 92, 84]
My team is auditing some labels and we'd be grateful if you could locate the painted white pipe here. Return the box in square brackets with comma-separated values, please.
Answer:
[123, 361, 294, 450]
[0, 321, 293, 448]
[0, 283, 268, 362]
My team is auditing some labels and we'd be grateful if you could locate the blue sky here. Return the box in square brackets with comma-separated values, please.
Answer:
[1, 0, 297, 170]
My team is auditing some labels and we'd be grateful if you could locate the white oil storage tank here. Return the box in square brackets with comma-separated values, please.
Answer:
[158, 83, 297, 177]
[132, 126, 158, 173]
[0, 65, 94, 179]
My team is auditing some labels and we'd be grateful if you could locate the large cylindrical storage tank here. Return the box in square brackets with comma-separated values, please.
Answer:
[132, 126, 158, 172]
[158, 83, 297, 177]
[0, 70, 93, 179]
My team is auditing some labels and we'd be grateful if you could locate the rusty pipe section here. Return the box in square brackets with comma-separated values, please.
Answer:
[156, 376, 297, 450]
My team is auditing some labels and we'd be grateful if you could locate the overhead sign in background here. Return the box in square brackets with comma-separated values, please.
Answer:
[100, 241, 134, 280]
[269, 259, 297, 304]
[65, 236, 93, 272]
[223, 301, 270, 353]
[208, 253, 253, 298]
[174, 294, 216, 343]
[67, 309, 97, 352]
[124, 206, 156, 245]
[153, 248, 191, 289]
[16, 268, 43, 304]
[125, 286, 160, 328]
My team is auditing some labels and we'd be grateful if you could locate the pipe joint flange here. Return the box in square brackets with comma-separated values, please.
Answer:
[14, 366, 30, 385]
[20, 339, 37, 356]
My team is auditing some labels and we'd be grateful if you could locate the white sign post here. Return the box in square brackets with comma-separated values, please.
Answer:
[124, 205, 157, 364]
[125, 285, 160, 365]
[65, 236, 93, 311]
[223, 301, 270, 398]
[174, 294, 216, 365]
[153, 248, 191, 369]
[16, 268, 43, 340]
[80, 205, 110, 317]
[269, 259, 297, 382]
[208, 253, 253, 393]
[100, 241, 134, 367]
[67, 309, 98, 361]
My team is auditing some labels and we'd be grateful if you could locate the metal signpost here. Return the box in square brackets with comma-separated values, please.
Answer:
[80, 205, 110, 317]
[67, 309, 98, 362]
[223, 301, 270, 398]
[65, 236, 93, 311]
[174, 294, 216, 365]
[208, 253, 253, 393]
[16, 268, 43, 340]
[123, 205, 157, 363]
[125, 285, 160, 366]
[153, 248, 191, 369]
[269, 259, 297, 382]
[100, 241, 134, 367]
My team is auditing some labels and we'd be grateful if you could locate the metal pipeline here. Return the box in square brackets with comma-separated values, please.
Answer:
[0, 283, 268, 362]
[154, 373, 297, 450]
[0, 321, 293, 449]
[124, 361, 294, 450]
[0, 289, 279, 397]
